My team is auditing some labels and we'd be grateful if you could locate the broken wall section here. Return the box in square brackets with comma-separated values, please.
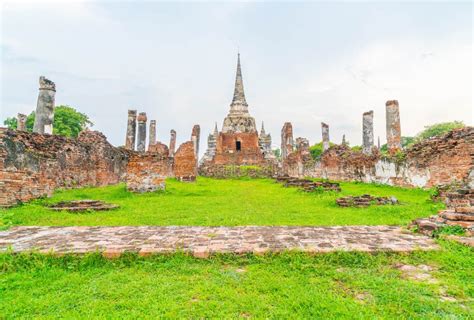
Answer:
[0, 129, 129, 207]
[312, 127, 474, 188]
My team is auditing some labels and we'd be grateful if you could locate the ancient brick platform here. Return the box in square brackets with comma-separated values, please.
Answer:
[0, 226, 438, 257]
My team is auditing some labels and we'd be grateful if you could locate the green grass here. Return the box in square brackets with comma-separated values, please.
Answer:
[0, 177, 443, 227]
[1, 240, 472, 318]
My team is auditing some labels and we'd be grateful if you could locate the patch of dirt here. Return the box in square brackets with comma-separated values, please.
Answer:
[394, 263, 438, 284]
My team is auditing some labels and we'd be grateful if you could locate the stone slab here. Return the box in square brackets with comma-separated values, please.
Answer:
[0, 226, 439, 256]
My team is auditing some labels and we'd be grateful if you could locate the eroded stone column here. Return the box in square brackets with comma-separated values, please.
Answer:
[386, 100, 401, 152]
[321, 122, 330, 152]
[125, 110, 137, 150]
[362, 111, 374, 155]
[17, 113, 27, 131]
[169, 129, 177, 157]
[342, 134, 347, 146]
[149, 120, 156, 147]
[281, 122, 294, 160]
[33, 76, 56, 134]
[191, 125, 200, 160]
[136, 112, 147, 152]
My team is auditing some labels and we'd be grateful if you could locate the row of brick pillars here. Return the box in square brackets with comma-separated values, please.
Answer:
[319, 100, 401, 154]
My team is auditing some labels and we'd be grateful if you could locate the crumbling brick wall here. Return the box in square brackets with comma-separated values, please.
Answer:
[126, 153, 172, 192]
[287, 127, 474, 189]
[0, 129, 129, 207]
[173, 141, 197, 181]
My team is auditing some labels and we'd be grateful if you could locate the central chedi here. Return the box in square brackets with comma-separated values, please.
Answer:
[222, 53, 257, 133]
[200, 54, 275, 172]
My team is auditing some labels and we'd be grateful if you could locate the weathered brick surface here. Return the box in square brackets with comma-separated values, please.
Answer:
[0, 226, 439, 255]
[126, 153, 172, 192]
[0, 129, 129, 207]
[173, 141, 197, 181]
[290, 127, 474, 189]
[148, 142, 169, 155]
[212, 132, 264, 165]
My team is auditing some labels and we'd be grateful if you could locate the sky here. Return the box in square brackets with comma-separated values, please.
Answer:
[1, 1, 472, 155]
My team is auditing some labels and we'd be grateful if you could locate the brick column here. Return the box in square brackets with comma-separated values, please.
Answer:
[386, 100, 401, 153]
[125, 110, 137, 150]
[136, 112, 147, 152]
[169, 129, 176, 157]
[362, 111, 374, 155]
[321, 122, 330, 152]
[33, 76, 56, 134]
[191, 125, 200, 160]
[281, 122, 293, 160]
[149, 120, 156, 147]
[17, 113, 27, 131]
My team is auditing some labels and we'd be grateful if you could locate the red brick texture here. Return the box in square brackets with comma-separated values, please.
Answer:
[0, 129, 129, 207]
[213, 132, 265, 165]
[173, 141, 197, 181]
[126, 153, 172, 192]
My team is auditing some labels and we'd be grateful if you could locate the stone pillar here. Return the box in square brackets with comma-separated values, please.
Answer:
[321, 122, 330, 152]
[378, 136, 381, 149]
[169, 129, 176, 157]
[362, 111, 374, 155]
[125, 110, 137, 150]
[149, 120, 156, 147]
[33, 76, 56, 134]
[191, 125, 200, 160]
[281, 122, 293, 160]
[342, 134, 347, 146]
[386, 100, 401, 152]
[136, 112, 147, 152]
[17, 113, 27, 131]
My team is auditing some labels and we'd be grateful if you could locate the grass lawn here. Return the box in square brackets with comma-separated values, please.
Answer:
[1, 240, 472, 318]
[0, 177, 443, 227]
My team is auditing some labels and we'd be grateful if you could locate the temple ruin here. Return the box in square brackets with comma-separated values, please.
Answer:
[0, 55, 473, 208]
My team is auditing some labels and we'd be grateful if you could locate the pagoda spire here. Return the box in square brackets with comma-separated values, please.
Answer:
[260, 121, 266, 135]
[229, 53, 248, 113]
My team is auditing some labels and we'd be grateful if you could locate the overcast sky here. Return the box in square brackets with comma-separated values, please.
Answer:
[1, 1, 472, 155]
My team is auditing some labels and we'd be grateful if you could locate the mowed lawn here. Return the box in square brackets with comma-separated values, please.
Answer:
[1, 177, 442, 227]
[1, 240, 473, 318]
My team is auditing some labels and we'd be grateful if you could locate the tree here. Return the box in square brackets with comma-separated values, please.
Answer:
[415, 121, 465, 141]
[309, 141, 335, 160]
[2, 105, 93, 138]
[3, 117, 17, 129]
[272, 148, 281, 159]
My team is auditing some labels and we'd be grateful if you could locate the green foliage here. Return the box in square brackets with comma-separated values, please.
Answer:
[53, 105, 93, 137]
[309, 141, 335, 160]
[0, 178, 443, 227]
[3, 117, 17, 129]
[416, 121, 465, 142]
[0, 240, 473, 318]
[380, 136, 415, 152]
[351, 145, 362, 152]
[2, 106, 92, 138]
[433, 225, 466, 237]
[272, 148, 281, 159]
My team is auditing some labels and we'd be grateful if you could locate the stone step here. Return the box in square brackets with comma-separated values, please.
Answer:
[439, 211, 474, 221]
[455, 207, 474, 214]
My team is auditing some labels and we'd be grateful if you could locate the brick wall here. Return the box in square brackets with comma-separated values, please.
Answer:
[213, 132, 265, 165]
[126, 153, 172, 192]
[0, 129, 129, 207]
[173, 141, 197, 181]
[289, 127, 474, 188]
